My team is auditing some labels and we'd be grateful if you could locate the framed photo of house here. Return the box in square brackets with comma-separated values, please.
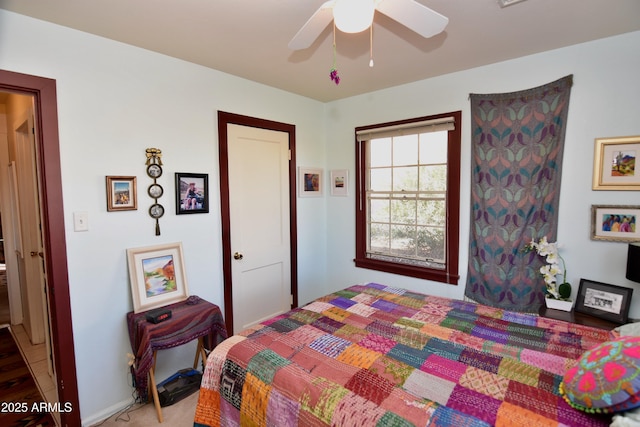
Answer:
[590, 205, 640, 242]
[592, 135, 640, 190]
[127, 242, 189, 313]
[330, 169, 348, 196]
[299, 167, 323, 197]
[106, 176, 137, 211]
[175, 173, 209, 214]
[575, 278, 632, 324]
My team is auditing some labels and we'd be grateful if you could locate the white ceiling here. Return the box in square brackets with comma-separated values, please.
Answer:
[1, 0, 639, 102]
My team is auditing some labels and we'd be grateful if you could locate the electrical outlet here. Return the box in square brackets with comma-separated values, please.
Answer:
[73, 212, 89, 232]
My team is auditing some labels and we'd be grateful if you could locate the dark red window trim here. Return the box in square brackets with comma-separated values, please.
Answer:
[354, 111, 461, 285]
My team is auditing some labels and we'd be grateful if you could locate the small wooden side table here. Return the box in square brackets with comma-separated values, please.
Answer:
[538, 306, 620, 330]
[127, 297, 227, 422]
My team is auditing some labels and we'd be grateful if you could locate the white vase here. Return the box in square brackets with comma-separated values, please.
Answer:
[545, 297, 574, 311]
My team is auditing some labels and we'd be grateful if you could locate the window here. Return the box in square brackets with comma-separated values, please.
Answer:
[355, 111, 461, 284]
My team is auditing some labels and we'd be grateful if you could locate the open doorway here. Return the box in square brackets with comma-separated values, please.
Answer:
[0, 70, 80, 427]
[0, 213, 6, 324]
[1, 90, 57, 412]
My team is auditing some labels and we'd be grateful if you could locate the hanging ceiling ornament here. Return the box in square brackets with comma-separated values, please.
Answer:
[329, 23, 340, 85]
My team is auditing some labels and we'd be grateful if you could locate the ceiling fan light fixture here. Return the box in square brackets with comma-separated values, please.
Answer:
[333, 0, 375, 33]
[498, 0, 528, 7]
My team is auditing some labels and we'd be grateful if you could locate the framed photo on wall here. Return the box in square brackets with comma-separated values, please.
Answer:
[106, 176, 137, 211]
[127, 242, 189, 313]
[175, 172, 209, 214]
[575, 278, 633, 324]
[591, 204, 640, 242]
[299, 167, 323, 197]
[330, 169, 348, 196]
[592, 135, 640, 190]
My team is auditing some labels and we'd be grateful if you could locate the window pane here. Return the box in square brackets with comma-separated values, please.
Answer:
[417, 199, 445, 226]
[393, 166, 418, 192]
[419, 165, 447, 192]
[370, 138, 391, 167]
[419, 131, 448, 165]
[370, 168, 391, 191]
[393, 135, 418, 166]
[390, 198, 416, 225]
[416, 226, 445, 261]
[370, 198, 390, 223]
[390, 225, 415, 256]
[369, 223, 389, 252]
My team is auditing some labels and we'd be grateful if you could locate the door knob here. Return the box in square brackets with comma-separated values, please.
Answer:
[30, 251, 44, 258]
[233, 252, 244, 260]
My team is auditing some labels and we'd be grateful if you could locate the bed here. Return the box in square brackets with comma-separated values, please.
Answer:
[194, 283, 616, 427]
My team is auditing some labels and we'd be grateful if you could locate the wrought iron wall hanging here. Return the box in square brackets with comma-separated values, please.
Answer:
[145, 148, 164, 235]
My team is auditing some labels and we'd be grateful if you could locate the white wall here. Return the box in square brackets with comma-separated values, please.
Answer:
[324, 31, 640, 314]
[1, 7, 639, 425]
[0, 10, 327, 425]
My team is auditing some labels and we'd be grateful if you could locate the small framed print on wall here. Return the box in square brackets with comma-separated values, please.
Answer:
[591, 204, 640, 242]
[299, 167, 323, 197]
[106, 176, 137, 211]
[593, 135, 640, 190]
[330, 169, 348, 196]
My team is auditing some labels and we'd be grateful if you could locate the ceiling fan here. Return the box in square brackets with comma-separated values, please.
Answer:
[288, 0, 449, 50]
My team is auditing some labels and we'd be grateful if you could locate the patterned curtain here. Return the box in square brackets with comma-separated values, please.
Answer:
[465, 75, 573, 312]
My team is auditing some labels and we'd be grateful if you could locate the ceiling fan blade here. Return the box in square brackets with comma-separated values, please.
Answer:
[288, 1, 335, 50]
[376, 0, 448, 39]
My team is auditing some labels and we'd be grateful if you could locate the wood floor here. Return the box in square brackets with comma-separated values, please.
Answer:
[0, 266, 60, 426]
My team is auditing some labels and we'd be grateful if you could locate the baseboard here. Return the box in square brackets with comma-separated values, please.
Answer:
[81, 396, 136, 427]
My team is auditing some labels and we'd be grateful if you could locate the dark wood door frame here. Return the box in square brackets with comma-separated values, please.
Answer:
[217, 111, 298, 334]
[0, 69, 80, 426]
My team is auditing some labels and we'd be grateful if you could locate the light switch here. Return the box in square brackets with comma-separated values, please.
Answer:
[73, 212, 89, 232]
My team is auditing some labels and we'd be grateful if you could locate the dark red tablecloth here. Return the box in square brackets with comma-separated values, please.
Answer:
[126, 296, 227, 400]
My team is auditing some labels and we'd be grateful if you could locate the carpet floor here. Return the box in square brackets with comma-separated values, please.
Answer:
[93, 391, 199, 426]
[0, 326, 56, 427]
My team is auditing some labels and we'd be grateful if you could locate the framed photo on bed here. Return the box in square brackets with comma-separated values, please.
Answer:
[575, 278, 633, 324]
[127, 242, 189, 313]
[590, 204, 640, 242]
[592, 135, 640, 190]
[106, 176, 137, 211]
[175, 172, 209, 214]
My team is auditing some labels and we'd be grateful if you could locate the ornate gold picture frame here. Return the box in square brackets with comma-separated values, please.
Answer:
[106, 176, 137, 211]
[592, 135, 640, 190]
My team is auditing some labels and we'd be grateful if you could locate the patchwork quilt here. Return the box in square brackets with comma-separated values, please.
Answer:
[194, 283, 614, 427]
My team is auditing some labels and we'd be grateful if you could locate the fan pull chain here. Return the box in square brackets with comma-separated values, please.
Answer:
[330, 22, 340, 84]
[369, 25, 374, 67]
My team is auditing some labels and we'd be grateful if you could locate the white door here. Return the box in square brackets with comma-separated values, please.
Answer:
[14, 112, 48, 346]
[227, 124, 291, 333]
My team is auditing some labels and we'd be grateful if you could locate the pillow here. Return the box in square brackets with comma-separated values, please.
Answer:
[560, 335, 640, 413]
[615, 322, 640, 337]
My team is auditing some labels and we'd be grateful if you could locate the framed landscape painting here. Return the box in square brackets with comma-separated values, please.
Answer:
[330, 169, 348, 196]
[106, 176, 137, 211]
[127, 242, 189, 313]
[592, 135, 640, 190]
